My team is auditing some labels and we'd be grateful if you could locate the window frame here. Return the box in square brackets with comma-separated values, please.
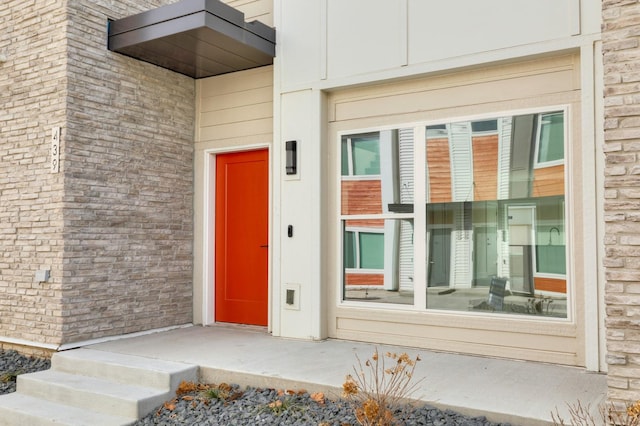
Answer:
[336, 105, 571, 321]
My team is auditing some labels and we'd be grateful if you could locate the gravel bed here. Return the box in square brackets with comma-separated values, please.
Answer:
[133, 384, 512, 426]
[0, 350, 51, 395]
[0, 351, 511, 425]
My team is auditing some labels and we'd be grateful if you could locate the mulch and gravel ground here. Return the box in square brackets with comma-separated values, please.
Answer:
[0, 350, 511, 426]
[0, 349, 50, 394]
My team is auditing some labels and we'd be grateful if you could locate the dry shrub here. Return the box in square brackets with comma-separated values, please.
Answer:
[342, 348, 423, 426]
[552, 400, 640, 425]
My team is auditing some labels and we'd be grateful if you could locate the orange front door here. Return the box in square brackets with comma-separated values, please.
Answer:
[215, 149, 268, 326]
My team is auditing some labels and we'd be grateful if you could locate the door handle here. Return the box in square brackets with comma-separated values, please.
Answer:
[260, 244, 269, 248]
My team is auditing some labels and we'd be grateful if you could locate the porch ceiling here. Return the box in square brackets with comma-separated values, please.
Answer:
[107, 0, 275, 79]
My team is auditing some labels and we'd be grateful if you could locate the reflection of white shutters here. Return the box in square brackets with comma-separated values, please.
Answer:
[497, 117, 512, 280]
[448, 122, 473, 202]
[497, 117, 512, 200]
[399, 220, 414, 291]
[398, 128, 414, 291]
[448, 123, 472, 288]
[451, 205, 472, 289]
[398, 128, 414, 203]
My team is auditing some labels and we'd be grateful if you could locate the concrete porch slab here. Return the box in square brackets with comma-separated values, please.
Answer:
[86, 324, 606, 425]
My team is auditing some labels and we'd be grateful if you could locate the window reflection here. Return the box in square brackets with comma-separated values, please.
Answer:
[340, 110, 567, 318]
[424, 111, 566, 317]
[343, 219, 414, 305]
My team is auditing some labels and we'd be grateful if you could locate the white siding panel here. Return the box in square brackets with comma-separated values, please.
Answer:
[327, 0, 405, 79]
[408, 0, 573, 65]
[279, 0, 324, 87]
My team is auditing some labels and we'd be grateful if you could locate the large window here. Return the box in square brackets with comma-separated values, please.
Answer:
[340, 109, 568, 318]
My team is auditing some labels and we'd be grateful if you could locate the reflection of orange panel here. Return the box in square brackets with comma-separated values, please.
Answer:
[426, 138, 451, 203]
[345, 219, 385, 228]
[341, 180, 382, 215]
[534, 277, 566, 294]
[345, 273, 384, 286]
[472, 135, 498, 201]
[533, 165, 564, 197]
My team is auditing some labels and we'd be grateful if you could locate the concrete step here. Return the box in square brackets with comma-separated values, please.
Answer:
[0, 348, 199, 426]
[17, 369, 170, 419]
[0, 393, 135, 426]
[52, 348, 198, 390]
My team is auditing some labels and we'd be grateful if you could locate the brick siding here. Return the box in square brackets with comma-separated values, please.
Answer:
[0, 1, 68, 346]
[603, 0, 640, 409]
[0, 0, 195, 346]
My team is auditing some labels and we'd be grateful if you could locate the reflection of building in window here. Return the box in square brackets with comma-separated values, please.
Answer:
[423, 111, 566, 301]
[341, 130, 415, 299]
[340, 109, 568, 318]
[343, 229, 384, 286]
[341, 134, 380, 176]
[341, 133, 385, 290]
[536, 112, 564, 166]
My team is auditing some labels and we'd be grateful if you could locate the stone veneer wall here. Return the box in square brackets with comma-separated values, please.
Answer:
[0, 0, 195, 347]
[61, 0, 195, 343]
[603, 0, 640, 409]
[0, 1, 68, 347]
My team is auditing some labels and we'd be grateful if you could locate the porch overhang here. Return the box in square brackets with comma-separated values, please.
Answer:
[107, 0, 276, 79]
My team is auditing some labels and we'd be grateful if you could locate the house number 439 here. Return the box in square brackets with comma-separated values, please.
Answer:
[51, 127, 60, 173]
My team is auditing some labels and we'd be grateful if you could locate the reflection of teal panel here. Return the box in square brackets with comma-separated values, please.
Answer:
[344, 231, 356, 268]
[352, 137, 380, 175]
[536, 245, 566, 275]
[341, 140, 349, 176]
[538, 112, 564, 163]
[359, 232, 384, 269]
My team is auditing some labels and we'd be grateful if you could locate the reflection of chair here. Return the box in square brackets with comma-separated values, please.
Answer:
[468, 276, 508, 312]
[487, 277, 508, 311]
